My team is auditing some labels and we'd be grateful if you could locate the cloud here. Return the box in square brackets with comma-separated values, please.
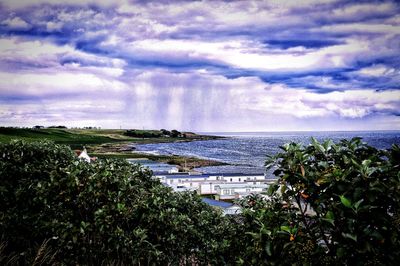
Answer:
[1, 17, 30, 29]
[235, 82, 400, 119]
[1, 67, 398, 130]
[0, 0, 399, 130]
[0, 37, 126, 76]
[357, 64, 398, 77]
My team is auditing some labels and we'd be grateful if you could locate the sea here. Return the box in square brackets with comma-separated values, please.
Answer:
[133, 131, 400, 175]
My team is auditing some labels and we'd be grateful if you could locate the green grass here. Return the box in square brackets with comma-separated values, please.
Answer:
[0, 127, 121, 146]
[0, 128, 222, 144]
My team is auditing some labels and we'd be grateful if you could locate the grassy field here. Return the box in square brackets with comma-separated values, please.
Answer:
[0, 128, 218, 146]
[0, 127, 125, 148]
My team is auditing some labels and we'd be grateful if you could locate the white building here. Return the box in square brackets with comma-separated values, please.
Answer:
[201, 198, 241, 215]
[214, 183, 270, 200]
[207, 173, 266, 183]
[154, 172, 276, 196]
[78, 148, 91, 163]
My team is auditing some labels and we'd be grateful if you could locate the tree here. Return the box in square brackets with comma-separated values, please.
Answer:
[233, 138, 400, 265]
[160, 129, 170, 136]
[170, 129, 180, 138]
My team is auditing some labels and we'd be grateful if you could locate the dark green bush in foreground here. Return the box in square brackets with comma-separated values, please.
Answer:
[235, 138, 400, 265]
[1, 138, 399, 265]
[0, 140, 233, 265]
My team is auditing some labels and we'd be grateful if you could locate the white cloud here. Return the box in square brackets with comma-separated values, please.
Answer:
[1, 67, 399, 130]
[1, 17, 30, 29]
[0, 38, 74, 58]
[0, 37, 126, 77]
[318, 23, 400, 35]
[121, 37, 372, 71]
[0, 71, 127, 96]
[0, 0, 117, 9]
[332, 2, 395, 18]
[357, 64, 397, 77]
[46, 21, 63, 31]
[0, 1, 399, 131]
[237, 82, 400, 119]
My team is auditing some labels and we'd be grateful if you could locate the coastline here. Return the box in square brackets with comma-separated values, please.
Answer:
[0, 127, 228, 171]
[86, 136, 228, 171]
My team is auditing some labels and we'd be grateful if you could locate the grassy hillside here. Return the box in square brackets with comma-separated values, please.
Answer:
[0, 127, 120, 146]
[0, 128, 221, 145]
[0, 127, 222, 150]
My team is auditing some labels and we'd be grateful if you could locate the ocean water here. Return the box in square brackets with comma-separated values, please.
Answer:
[134, 131, 400, 174]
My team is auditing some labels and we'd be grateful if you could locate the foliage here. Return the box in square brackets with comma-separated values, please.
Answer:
[0, 140, 233, 265]
[234, 137, 400, 265]
[160, 129, 184, 138]
[1, 138, 399, 265]
[124, 129, 184, 138]
[124, 129, 163, 138]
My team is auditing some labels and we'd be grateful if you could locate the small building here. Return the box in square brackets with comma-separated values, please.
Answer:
[76, 148, 91, 163]
[168, 167, 180, 173]
[214, 183, 270, 200]
[201, 198, 241, 215]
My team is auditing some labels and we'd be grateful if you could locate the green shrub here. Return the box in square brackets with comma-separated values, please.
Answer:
[0, 140, 233, 265]
[2, 138, 398, 265]
[234, 138, 400, 265]
[124, 130, 162, 138]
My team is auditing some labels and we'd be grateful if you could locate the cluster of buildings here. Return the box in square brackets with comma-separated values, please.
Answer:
[153, 171, 275, 200]
[151, 170, 276, 215]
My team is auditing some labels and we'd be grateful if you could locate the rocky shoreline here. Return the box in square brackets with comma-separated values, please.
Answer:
[87, 137, 228, 171]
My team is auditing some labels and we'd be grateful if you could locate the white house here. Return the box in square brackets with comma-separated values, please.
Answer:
[214, 183, 270, 200]
[78, 148, 91, 163]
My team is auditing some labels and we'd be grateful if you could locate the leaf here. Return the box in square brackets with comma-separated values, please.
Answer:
[336, 247, 345, 258]
[340, 195, 352, 208]
[323, 139, 334, 151]
[265, 241, 272, 256]
[280, 225, 291, 233]
[322, 218, 335, 226]
[322, 211, 335, 226]
[311, 137, 325, 153]
[267, 183, 279, 196]
[362, 159, 371, 167]
[353, 199, 364, 210]
[280, 184, 287, 194]
[300, 165, 305, 177]
[342, 233, 357, 242]
[326, 210, 334, 220]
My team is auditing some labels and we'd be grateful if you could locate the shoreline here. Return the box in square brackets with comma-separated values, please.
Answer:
[0, 127, 228, 171]
[90, 151, 228, 171]
[87, 137, 229, 171]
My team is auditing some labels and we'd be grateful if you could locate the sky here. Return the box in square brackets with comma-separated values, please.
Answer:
[0, 0, 399, 132]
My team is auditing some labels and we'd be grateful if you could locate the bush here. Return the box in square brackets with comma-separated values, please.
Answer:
[234, 138, 400, 265]
[124, 130, 162, 138]
[0, 140, 233, 265]
[2, 138, 398, 265]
